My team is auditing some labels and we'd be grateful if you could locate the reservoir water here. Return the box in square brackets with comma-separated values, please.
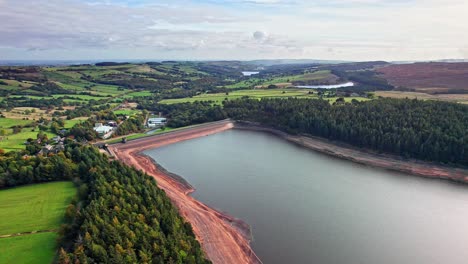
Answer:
[144, 129, 468, 264]
[242, 71, 260, 76]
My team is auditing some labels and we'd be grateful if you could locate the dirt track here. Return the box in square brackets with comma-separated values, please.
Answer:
[109, 120, 262, 264]
[109, 120, 468, 264]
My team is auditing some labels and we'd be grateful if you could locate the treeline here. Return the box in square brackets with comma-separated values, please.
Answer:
[115, 113, 146, 136]
[0, 145, 210, 263]
[331, 70, 394, 92]
[223, 98, 468, 166]
[68, 120, 98, 141]
[29, 82, 74, 95]
[0, 97, 74, 109]
[149, 102, 226, 128]
[0, 150, 75, 188]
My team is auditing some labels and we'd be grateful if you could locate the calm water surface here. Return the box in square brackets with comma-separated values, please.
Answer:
[242, 71, 260, 76]
[144, 130, 468, 264]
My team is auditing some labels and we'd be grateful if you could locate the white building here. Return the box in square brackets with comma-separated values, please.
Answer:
[147, 117, 167, 128]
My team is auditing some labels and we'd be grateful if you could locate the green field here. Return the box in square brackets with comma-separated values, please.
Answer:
[63, 118, 86, 129]
[0, 79, 34, 88]
[159, 88, 371, 105]
[266, 70, 336, 85]
[113, 109, 141, 115]
[0, 127, 56, 152]
[125, 91, 153, 97]
[225, 70, 336, 89]
[0, 232, 58, 264]
[159, 89, 319, 104]
[0, 118, 34, 128]
[0, 181, 76, 235]
[0, 182, 76, 264]
[90, 84, 128, 96]
[51, 94, 109, 101]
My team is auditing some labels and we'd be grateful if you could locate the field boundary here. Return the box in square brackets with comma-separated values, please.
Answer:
[0, 229, 57, 239]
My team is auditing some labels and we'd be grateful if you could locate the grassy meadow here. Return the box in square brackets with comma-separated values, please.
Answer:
[0, 232, 58, 264]
[0, 127, 56, 152]
[113, 109, 141, 116]
[375, 91, 468, 104]
[0, 182, 76, 264]
[0, 181, 76, 235]
[225, 70, 337, 89]
[159, 89, 319, 105]
[0, 118, 34, 128]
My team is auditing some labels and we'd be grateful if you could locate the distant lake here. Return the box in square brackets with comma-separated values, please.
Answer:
[145, 129, 468, 264]
[296, 81, 354, 89]
[242, 71, 260, 76]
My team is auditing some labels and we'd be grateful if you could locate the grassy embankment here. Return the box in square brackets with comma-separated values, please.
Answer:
[0, 182, 76, 264]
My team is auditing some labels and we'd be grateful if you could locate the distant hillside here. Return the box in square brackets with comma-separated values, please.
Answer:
[246, 59, 350, 66]
[377, 62, 468, 93]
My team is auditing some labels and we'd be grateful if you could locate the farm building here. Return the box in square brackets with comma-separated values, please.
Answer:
[94, 123, 114, 137]
[147, 117, 167, 128]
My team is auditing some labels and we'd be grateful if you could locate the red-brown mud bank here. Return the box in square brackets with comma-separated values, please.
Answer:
[109, 120, 262, 264]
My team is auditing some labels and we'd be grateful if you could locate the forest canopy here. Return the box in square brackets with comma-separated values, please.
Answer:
[0, 145, 210, 264]
[223, 98, 468, 166]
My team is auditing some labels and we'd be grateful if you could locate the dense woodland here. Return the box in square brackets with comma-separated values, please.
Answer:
[146, 102, 226, 128]
[0, 145, 209, 264]
[223, 98, 468, 166]
[114, 113, 146, 136]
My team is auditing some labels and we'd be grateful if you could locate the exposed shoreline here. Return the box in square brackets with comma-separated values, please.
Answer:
[109, 119, 468, 264]
[234, 122, 468, 182]
[109, 120, 262, 264]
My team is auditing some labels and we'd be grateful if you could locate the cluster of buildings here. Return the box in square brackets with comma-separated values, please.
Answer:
[38, 142, 65, 155]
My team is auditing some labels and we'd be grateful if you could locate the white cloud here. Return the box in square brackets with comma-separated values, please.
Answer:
[0, 0, 466, 60]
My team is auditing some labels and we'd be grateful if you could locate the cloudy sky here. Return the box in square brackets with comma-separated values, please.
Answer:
[1, 0, 467, 61]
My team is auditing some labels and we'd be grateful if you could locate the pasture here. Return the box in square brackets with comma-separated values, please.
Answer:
[0, 118, 34, 128]
[264, 70, 338, 85]
[375, 91, 468, 104]
[63, 117, 87, 128]
[113, 109, 141, 116]
[124, 91, 153, 97]
[0, 127, 56, 152]
[0, 232, 57, 264]
[0, 181, 76, 235]
[0, 182, 76, 264]
[159, 89, 319, 105]
[225, 70, 338, 89]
